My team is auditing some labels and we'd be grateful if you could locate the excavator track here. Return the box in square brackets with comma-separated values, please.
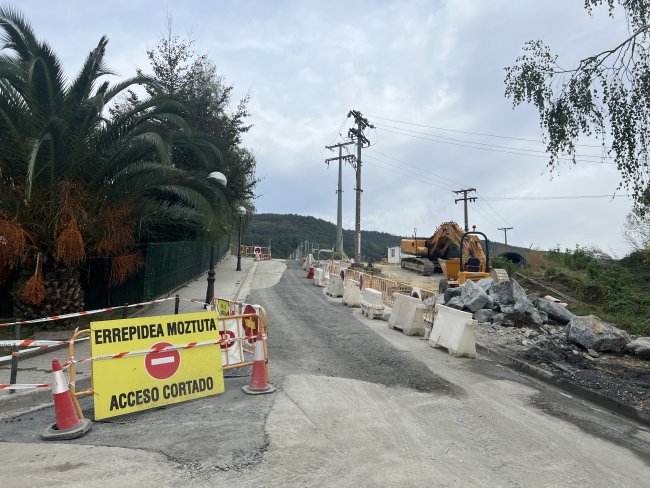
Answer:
[400, 257, 437, 275]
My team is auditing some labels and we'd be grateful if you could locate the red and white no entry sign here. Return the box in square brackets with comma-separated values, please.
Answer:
[242, 304, 259, 344]
[254, 246, 261, 255]
[144, 342, 181, 380]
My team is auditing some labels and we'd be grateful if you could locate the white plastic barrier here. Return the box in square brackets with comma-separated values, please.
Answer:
[388, 292, 425, 336]
[313, 268, 324, 286]
[428, 304, 477, 358]
[343, 279, 361, 307]
[302, 254, 313, 270]
[326, 276, 344, 297]
[361, 288, 385, 319]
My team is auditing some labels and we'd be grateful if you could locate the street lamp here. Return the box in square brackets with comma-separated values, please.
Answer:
[205, 172, 227, 308]
[236, 205, 247, 271]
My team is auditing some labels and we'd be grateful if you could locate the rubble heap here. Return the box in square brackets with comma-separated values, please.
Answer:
[440, 277, 648, 358]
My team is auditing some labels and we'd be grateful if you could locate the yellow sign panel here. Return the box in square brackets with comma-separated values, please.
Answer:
[91, 311, 224, 419]
[217, 298, 231, 316]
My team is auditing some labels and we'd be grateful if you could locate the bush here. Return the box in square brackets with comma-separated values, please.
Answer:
[490, 255, 517, 278]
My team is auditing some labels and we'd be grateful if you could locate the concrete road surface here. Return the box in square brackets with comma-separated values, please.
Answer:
[0, 259, 648, 487]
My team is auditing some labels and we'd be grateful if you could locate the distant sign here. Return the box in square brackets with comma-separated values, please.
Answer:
[91, 311, 224, 419]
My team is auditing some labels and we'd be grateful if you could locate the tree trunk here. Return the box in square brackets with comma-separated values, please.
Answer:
[12, 266, 85, 327]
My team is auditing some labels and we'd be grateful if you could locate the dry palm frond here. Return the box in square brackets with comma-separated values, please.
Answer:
[20, 253, 45, 305]
[54, 217, 85, 266]
[0, 219, 29, 267]
[93, 203, 136, 256]
[54, 181, 88, 234]
[109, 251, 143, 285]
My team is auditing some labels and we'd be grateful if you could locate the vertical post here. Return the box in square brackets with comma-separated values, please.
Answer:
[8, 323, 20, 392]
[337, 145, 344, 253]
[174, 294, 180, 314]
[122, 303, 128, 319]
[453, 188, 477, 232]
[236, 214, 243, 271]
[498, 227, 513, 250]
[355, 116, 362, 263]
[204, 241, 216, 309]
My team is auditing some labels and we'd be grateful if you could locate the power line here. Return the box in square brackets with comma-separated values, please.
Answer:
[365, 113, 609, 149]
[481, 194, 630, 201]
[375, 126, 617, 165]
[373, 122, 610, 160]
[365, 150, 463, 189]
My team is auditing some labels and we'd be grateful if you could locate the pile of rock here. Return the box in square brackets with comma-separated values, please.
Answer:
[440, 277, 648, 358]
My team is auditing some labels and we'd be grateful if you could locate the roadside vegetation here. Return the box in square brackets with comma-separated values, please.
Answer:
[514, 246, 650, 336]
[0, 7, 256, 322]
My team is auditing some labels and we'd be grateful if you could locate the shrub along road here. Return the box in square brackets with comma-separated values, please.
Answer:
[0, 260, 648, 487]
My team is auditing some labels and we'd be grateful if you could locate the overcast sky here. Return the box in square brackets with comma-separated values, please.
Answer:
[13, 0, 637, 256]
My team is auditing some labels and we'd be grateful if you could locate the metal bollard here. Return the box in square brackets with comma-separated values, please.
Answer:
[175, 294, 180, 314]
[122, 303, 128, 319]
[8, 323, 20, 393]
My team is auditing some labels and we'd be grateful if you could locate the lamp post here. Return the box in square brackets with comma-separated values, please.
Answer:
[205, 171, 227, 308]
[236, 205, 247, 271]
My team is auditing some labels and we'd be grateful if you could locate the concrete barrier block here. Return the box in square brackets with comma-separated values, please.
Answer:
[429, 304, 477, 358]
[361, 288, 385, 319]
[326, 276, 344, 297]
[343, 279, 361, 307]
[388, 292, 426, 336]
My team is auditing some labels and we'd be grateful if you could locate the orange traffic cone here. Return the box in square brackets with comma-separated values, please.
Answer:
[42, 358, 91, 440]
[242, 328, 276, 395]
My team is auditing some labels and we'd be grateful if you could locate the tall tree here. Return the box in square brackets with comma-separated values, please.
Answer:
[505, 0, 650, 212]
[0, 7, 230, 318]
[137, 19, 258, 205]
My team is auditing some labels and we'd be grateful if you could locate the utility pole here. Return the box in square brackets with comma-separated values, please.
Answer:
[325, 141, 355, 254]
[347, 110, 374, 263]
[453, 188, 477, 232]
[498, 226, 513, 249]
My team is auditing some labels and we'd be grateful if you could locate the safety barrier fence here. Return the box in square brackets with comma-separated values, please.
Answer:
[65, 304, 268, 421]
[1, 296, 267, 397]
[240, 245, 272, 260]
[320, 262, 436, 325]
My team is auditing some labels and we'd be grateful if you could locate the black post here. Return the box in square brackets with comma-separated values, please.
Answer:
[122, 303, 128, 319]
[175, 294, 180, 314]
[8, 323, 20, 393]
[236, 214, 243, 271]
[204, 241, 216, 309]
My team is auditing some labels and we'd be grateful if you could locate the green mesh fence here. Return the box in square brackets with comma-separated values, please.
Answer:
[81, 236, 230, 310]
[142, 236, 230, 300]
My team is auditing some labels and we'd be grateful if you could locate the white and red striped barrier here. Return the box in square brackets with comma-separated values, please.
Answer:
[62, 333, 264, 368]
[0, 339, 68, 348]
[0, 382, 51, 391]
[0, 297, 177, 328]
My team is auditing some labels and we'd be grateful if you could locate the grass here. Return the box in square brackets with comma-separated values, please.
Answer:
[514, 246, 650, 336]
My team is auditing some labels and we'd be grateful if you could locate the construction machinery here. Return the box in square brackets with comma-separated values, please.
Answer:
[437, 228, 492, 293]
[400, 222, 485, 274]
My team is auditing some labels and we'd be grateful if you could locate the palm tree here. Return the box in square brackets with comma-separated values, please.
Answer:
[0, 7, 230, 318]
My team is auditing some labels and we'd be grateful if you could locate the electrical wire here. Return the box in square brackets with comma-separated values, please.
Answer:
[366, 148, 466, 188]
[365, 113, 609, 149]
[372, 122, 611, 160]
[374, 126, 617, 166]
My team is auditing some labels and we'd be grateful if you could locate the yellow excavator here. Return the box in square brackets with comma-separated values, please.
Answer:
[400, 222, 492, 292]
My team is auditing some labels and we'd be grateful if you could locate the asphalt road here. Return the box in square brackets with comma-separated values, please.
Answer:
[0, 260, 648, 487]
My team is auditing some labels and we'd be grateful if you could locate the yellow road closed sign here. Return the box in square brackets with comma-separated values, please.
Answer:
[91, 311, 224, 419]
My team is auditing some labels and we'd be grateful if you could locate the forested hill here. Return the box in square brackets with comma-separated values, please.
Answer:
[242, 213, 402, 259]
